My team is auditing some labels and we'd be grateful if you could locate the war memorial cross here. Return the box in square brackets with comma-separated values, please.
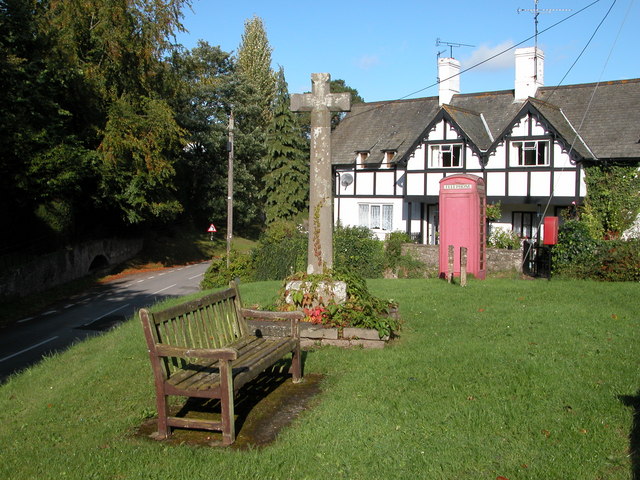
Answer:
[291, 73, 351, 274]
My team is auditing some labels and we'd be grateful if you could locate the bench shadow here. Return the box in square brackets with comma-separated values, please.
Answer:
[619, 391, 640, 479]
[136, 353, 321, 449]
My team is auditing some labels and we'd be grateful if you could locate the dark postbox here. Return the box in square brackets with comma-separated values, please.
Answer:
[439, 174, 486, 280]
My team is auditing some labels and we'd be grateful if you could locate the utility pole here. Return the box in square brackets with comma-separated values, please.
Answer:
[226, 110, 234, 268]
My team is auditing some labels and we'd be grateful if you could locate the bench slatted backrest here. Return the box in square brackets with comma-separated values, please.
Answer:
[146, 286, 249, 376]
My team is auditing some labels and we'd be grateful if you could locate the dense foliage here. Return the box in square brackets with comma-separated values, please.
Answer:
[552, 219, 640, 281]
[261, 68, 309, 224]
[201, 222, 426, 287]
[487, 227, 522, 249]
[0, 3, 361, 261]
[582, 164, 640, 240]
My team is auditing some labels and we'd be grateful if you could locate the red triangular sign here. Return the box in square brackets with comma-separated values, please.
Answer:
[207, 224, 217, 233]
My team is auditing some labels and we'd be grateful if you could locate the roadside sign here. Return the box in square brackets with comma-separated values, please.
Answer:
[207, 224, 217, 233]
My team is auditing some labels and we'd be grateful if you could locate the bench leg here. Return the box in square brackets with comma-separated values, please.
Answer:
[219, 360, 235, 445]
[291, 344, 303, 383]
[156, 394, 170, 439]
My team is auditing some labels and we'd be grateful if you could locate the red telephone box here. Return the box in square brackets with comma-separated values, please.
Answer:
[439, 174, 486, 280]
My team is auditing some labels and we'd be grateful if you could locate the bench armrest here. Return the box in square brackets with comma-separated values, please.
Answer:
[240, 308, 303, 339]
[154, 345, 238, 361]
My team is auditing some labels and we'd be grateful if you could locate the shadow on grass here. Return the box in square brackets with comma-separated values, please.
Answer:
[620, 392, 640, 479]
[136, 356, 322, 450]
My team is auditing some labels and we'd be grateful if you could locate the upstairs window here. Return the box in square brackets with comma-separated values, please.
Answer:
[512, 140, 549, 166]
[429, 144, 462, 168]
[356, 151, 370, 169]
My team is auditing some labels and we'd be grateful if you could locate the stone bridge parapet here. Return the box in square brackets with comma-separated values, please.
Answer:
[0, 238, 143, 298]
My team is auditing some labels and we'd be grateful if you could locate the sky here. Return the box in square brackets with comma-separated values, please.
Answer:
[174, 0, 639, 103]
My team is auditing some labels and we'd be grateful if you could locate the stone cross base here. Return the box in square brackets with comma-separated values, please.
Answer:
[285, 280, 347, 307]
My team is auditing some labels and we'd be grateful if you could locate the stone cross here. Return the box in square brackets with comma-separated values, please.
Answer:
[291, 73, 351, 274]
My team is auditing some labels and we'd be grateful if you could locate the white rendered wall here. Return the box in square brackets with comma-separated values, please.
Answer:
[406, 145, 425, 170]
[334, 197, 405, 240]
[487, 172, 506, 196]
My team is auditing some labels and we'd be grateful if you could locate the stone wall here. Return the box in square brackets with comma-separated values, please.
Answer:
[401, 244, 523, 276]
[0, 237, 143, 297]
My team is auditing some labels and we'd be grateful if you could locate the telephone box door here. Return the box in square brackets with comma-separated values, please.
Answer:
[439, 174, 486, 279]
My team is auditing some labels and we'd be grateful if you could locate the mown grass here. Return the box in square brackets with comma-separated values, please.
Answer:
[0, 278, 638, 479]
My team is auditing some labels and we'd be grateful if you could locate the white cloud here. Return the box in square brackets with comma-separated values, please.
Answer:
[357, 54, 381, 70]
[460, 41, 516, 72]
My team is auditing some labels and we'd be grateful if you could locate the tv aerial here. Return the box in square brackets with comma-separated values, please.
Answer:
[517, 0, 571, 51]
[435, 38, 475, 59]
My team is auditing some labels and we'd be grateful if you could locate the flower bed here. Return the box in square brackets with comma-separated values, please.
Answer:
[275, 271, 401, 339]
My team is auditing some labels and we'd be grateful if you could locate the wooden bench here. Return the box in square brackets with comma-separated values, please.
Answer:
[139, 282, 303, 445]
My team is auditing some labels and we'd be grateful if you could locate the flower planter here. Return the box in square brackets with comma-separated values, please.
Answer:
[247, 320, 390, 349]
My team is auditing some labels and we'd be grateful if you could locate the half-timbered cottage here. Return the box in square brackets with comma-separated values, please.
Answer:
[332, 47, 640, 244]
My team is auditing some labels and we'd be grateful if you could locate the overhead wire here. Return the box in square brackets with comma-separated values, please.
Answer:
[338, 0, 603, 124]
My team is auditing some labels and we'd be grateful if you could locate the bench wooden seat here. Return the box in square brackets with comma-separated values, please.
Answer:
[139, 282, 303, 445]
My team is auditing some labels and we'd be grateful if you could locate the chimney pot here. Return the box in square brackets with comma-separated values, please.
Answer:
[515, 47, 544, 101]
[438, 57, 461, 106]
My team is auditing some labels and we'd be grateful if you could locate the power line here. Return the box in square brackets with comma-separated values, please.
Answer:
[337, 0, 603, 125]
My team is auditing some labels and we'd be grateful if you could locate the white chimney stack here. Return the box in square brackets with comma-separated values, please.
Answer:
[438, 57, 460, 105]
[515, 47, 544, 101]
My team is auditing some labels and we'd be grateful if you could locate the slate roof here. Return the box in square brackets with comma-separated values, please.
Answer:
[536, 79, 640, 159]
[331, 97, 439, 165]
[331, 78, 640, 165]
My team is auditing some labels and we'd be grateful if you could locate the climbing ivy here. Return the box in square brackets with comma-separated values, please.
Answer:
[582, 164, 640, 239]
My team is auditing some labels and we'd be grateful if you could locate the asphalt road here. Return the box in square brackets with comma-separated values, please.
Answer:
[0, 261, 211, 383]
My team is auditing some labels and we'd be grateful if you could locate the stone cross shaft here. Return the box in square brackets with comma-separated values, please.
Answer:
[291, 73, 350, 274]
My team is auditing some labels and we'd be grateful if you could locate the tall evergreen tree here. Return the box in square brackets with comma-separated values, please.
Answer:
[236, 15, 276, 126]
[262, 67, 309, 224]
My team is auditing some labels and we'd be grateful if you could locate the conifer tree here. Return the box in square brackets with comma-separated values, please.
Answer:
[262, 67, 309, 224]
[236, 15, 276, 125]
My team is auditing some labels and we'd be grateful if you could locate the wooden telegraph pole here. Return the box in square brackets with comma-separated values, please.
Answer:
[226, 111, 234, 268]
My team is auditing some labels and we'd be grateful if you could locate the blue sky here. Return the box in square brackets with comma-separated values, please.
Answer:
[175, 0, 639, 103]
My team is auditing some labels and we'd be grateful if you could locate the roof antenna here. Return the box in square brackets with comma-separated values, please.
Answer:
[435, 38, 475, 59]
[435, 38, 474, 83]
[517, 1, 571, 79]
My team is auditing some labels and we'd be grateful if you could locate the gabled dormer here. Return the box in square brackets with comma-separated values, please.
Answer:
[402, 105, 492, 172]
[487, 98, 595, 167]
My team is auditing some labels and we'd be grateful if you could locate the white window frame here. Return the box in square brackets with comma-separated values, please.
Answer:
[358, 203, 393, 231]
[512, 140, 550, 166]
[429, 144, 463, 168]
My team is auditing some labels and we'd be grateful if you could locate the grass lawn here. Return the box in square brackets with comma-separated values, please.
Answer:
[0, 278, 638, 479]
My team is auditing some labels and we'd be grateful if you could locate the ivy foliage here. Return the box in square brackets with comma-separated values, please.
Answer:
[552, 219, 640, 281]
[582, 164, 640, 239]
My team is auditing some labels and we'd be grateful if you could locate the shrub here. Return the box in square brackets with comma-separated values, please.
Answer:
[333, 225, 385, 278]
[591, 239, 640, 281]
[252, 220, 306, 280]
[384, 231, 425, 278]
[488, 227, 522, 249]
[200, 251, 254, 289]
[552, 220, 600, 277]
